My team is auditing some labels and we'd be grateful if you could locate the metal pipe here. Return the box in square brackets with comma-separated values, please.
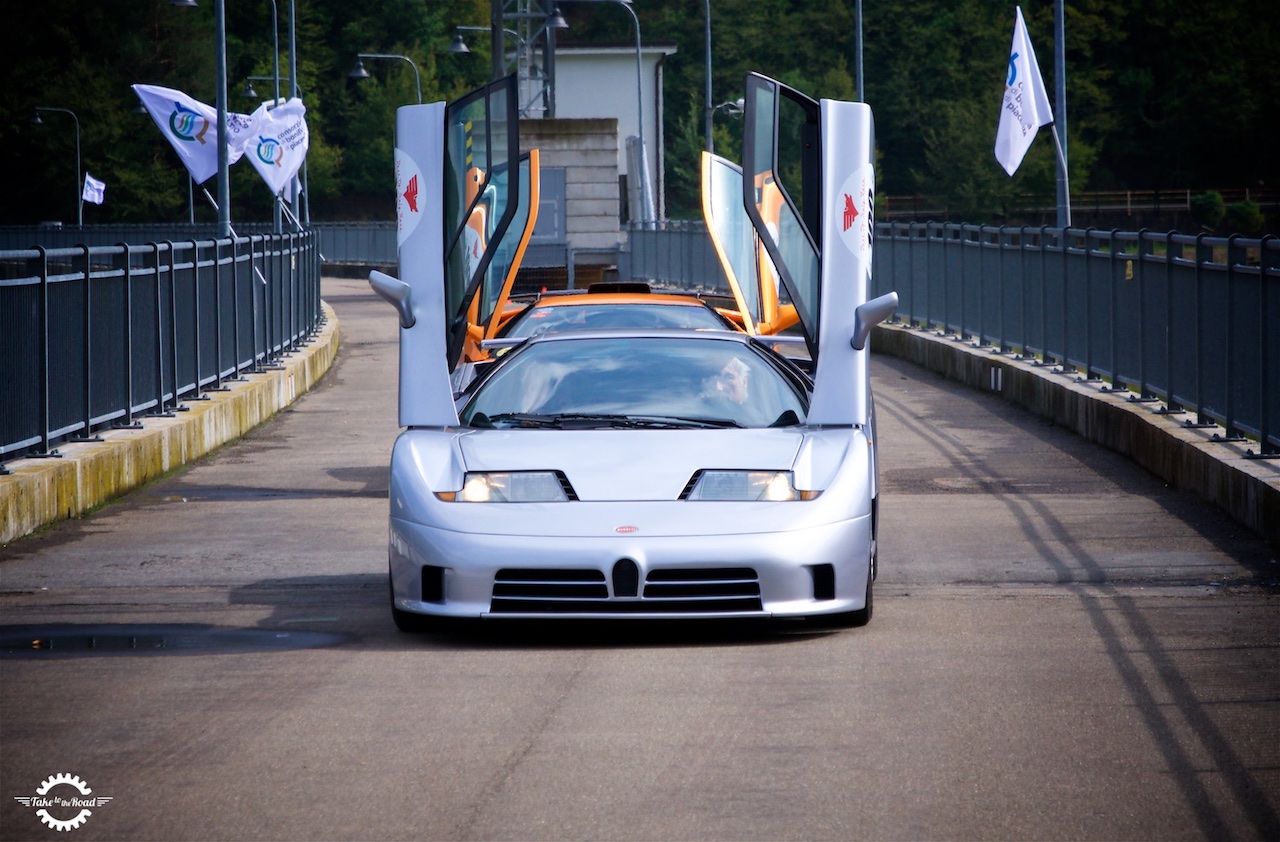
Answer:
[357, 53, 422, 103]
[215, 0, 231, 237]
[34, 107, 81, 226]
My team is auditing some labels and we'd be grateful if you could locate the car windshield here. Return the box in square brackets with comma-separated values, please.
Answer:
[460, 336, 807, 429]
[504, 302, 728, 339]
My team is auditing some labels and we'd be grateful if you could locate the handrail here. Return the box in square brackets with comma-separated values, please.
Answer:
[0, 231, 323, 466]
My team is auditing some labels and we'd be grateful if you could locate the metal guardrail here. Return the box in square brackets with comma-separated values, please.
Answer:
[1, 232, 323, 467]
[873, 223, 1279, 456]
[627, 219, 730, 293]
[6, 220, 1273, 460]
[0, 222, 392, 269]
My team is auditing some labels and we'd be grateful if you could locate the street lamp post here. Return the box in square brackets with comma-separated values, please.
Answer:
[214, 0, 231, 236]
[32, 107, 82, 226]
[350, 53, 422, 104]
[856, 0, 863, 102]
[460, 4, 567, 115]
[173, 0, 307, 231]
[704, 0, 712, 152]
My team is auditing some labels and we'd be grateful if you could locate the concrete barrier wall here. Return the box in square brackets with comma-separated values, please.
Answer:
[873, 322, 1280, 549]
[0, 303, 339, 545]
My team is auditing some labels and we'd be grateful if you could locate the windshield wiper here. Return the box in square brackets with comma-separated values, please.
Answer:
[471, 413, 743, 430]
[624, 414, 744, 429]
[471, 412, 560, 428]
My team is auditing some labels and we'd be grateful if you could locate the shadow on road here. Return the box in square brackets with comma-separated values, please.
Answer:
[874, 357, 1280, 840]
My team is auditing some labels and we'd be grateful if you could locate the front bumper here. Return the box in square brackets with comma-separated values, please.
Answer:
[388, 511, 872, 620]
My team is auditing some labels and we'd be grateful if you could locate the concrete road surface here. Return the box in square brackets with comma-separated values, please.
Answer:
[1, 277, 1277, 841]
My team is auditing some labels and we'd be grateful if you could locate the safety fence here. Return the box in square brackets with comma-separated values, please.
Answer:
[874, 223, 1279, 456]
[0, 232, 323, 467]
[5, 221, 1274, 458]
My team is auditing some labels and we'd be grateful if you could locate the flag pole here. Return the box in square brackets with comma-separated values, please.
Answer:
[1050, 124, 1070, 228]
[1053, 0, 1070, 229]
[202, 186, 268, 285]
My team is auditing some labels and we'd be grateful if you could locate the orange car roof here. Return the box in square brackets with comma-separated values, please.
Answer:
[530, 292, 709, 308]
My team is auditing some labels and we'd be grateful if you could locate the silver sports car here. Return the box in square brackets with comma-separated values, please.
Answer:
[371, 73, 896, 627]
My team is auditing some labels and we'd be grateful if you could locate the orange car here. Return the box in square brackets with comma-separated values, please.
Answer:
[497, 285, 739, 340]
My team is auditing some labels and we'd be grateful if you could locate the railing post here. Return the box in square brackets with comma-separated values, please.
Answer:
[1081, 227, 1100, 381]
[228, 233, 242, 380]
[975, 225, 988, 347]
[1060, 225, 1072, 372]
[1255, 235, 1278, 456]
[37, 247, 57, 457]
[165, 241, 184, 409]
[250, 234, 263, 373]
[1135, 229, 1156, 401]
[1160, 231, 1182, 413]
[1037, 225, 1051, 365]
[907, 222, 920, 329]
[1191, 233, 1212, 427]
[1104, 229, 1120, 390]
[190, 238, 206, 400]
[148, 243, 172, 417]
[116, 243, 141, 429]
[997, 226, 1007, 352]
[73, 244, 102, 442]
[1222, 234, 1243, 440]
[212, 236, 225, 389]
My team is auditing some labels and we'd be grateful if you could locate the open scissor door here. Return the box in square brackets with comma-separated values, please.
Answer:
[442, 77, 539, 370]
[741, 72, 893, 427]
[461, 150, 540, 361]
[700, 152, 801, 336]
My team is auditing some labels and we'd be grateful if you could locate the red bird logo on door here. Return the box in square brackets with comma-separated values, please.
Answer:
[403, 174, 419, 213]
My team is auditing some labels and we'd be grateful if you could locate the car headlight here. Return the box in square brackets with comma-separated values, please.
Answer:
[436, 471, 572, 503]
[685, 470, 819, 501]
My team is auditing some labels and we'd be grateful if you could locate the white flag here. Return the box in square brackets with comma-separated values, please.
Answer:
[994, 7, 1054, 176]
[244, 98, 309, 196]
[132, 83, 251, 184]
[82, 172, 106, 205]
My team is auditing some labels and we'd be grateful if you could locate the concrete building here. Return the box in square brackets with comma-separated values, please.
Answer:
[515, 42, 676, 288]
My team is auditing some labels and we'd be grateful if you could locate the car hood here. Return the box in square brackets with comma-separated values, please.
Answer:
[458, 428, 803, 501]
[390, 426, 865, 537]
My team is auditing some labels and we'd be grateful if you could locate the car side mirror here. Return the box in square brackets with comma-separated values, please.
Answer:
[850, 291, 899, 351]
[369, 270, 416, 329]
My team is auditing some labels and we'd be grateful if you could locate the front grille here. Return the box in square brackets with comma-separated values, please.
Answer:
[492, 568, 607, 601]
[489, 566, 762, 615]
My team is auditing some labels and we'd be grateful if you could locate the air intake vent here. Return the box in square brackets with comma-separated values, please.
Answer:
[613, 558, 640, 598]
[489, 566, 762, 615]
[421, 565, 446, 603]
[811, 564, 835, 601]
